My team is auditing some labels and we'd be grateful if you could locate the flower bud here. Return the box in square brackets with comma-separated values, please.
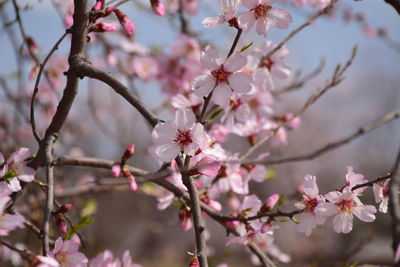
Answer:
[111, 163, 121, 177]
[56, 216, 67, 234]
[56, 203, 73, 214]
[189, 256, 200, 267]
[91, 22, 117, 33]
[122, 144, 135, 161]
[114, 9, 135, 35]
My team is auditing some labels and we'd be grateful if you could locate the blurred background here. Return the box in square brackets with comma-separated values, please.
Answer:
[0, 0, 400, 266]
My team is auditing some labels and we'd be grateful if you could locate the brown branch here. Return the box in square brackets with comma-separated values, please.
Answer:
[180, 156, 208, 267]
[0, 239, 31, 261]
[252, 109, 400, 165]
[75, 62, 160, 127]
[30, 0, 89, 169]
[42, 134, 56, 255]
[260, 0, 337, 62]
[30, 31, 69, 144]
[385, 0, 400, 15]
[240, 46, 357, 162]
[352, 174, 392, 191]
[389, 144, 400, 263]
[53, 155, 275, 265]
[272, 58, 325, 97]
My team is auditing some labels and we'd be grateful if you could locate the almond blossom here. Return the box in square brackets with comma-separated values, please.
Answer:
[89, 250, 142, 267]
[192, 46, 252, 107]
[373, 180, 389, 213]
[314, 187, 376, 234]
[293, 175, 325, 236]
[1, 148, 35, 192]
[151, 109, 206, 162]
[0, 194, 24, 236]
[202, 0, 239, 28]
[344, 166, 367, 195]
[238, 0, 292, 37]
[48, 237, 88, 267]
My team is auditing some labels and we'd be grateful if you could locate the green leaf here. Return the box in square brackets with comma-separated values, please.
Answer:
[2, 170, 17, 184]
[291, 217, 300, 224]
[265, 169, 276, 180]
[277, 194, 285, 208]
[66, 216, 94, 240]
[273, 219, 288, 222]
[240, 42, 253, 52]
[80, 199, 97, 217]
[208, 109, 224, 121]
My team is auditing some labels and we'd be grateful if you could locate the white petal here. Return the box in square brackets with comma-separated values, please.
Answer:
[333, 212, 353, 234]
[241, 0, 258, 9]
[295, 213, 317, 236]
[7, 178, 21, 192]
[191, 123, 206, 148]
[192, 75, 215, 97]
[228, 72, 252, 93]
[201, 46, 220, 69]
[152, 122, 177, 144]
[175, 109, 195, 130]
[202, 16, 225, 28]
[352, 205, 376, 222]
[324, 191, 342, 203]
[268, 7, 292, 29]
[213, 83, 232, 107]
[238, 12, 255, 32]
[225, 53, 247, 72]
[155, 143, 180, 162]
[303, 175, 319, 198]
[255, 19, 269, 37]
[314, 202, 337, 218]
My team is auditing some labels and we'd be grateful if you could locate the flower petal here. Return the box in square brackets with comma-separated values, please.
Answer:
[192, 75, 215, 97]
[175, 109, 195, 130]
[225, 53, 247, 72]
[155, 143, 180, 162]
[238, 12, 255, 32]
[213, 83, 232, 107]
[228, 72, 252, 93]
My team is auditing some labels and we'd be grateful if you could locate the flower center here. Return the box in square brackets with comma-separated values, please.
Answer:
[174, 129, 193, 147]
[211, 66, 231, 84]
[338, 199, 355, 212]
[262, 58, 274, 70]
[55, 250, 68, 264]
[230, 98, 241, 110]
[253, 4, 272, 19]
[303, 197, 318, 212]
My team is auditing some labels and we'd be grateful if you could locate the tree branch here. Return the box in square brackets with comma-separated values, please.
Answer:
[385, 0, 400, 15]
[389, 144, 400, 263]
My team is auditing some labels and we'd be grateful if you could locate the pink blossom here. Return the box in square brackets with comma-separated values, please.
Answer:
[315, 187, 376, 234]
[192, 46, 252, 107]
[293, 175, 325, 236]
[111, 163, 121, 177]
[92, 22, 117, 33]
[260, 193, 279, 213]
[189, 155, 221, 178]
[150, 0, 166, 16]
[1, 148, 35, 192]
[151, 109, 206, 162]
[345, 166, 367, 195]
[132, 56, 158, 81]
[89, 250, 141, 267]
[373, 180, 389, 213]
[202, 0, 239, 28]
[0, 195, 24, 235]
[171, 93, 202, 111]
[238, 0, 292, 37]
[122, 168, 138, 192]
[48, 237, 88, 267]
[36, 255, 60, 267]
[114, 9, 135, 35]
[179, 207, 192, 231]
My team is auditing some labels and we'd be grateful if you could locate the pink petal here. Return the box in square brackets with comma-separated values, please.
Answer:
[241, 0, 258, 9]
[352, 205, 376, 222]
[268, 7, 292, 29]
[238, 12, 255, 32]
[333, 212, 353, 234]
[228, 72, 252, 93]
[213, 83, 232, 107]
[192, 75, 215, 97]
[303, 175, 319, 198]
[255, 19, 269, 37]
[201, 46, 220, 70]
[151, 122, 177, 144]
[202, 16, 225, 28]
[224, 53, 247, 72]
[155, 143, 180, 162]
[175, 109, 195, 130]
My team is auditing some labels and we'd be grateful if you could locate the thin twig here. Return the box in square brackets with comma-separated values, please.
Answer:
[385, 0, 400, 14]
[260, 0, 337, 63]
[240, 46, 357, 162]
[227, 28, 242, 59]
[252, 109, 400, 165]
[389, 144, 400, 263]
[75, 62, 160, 127]
[31, 31, 69, 143]
[42, 134, 56, 255]
[181, 156, 208, 267]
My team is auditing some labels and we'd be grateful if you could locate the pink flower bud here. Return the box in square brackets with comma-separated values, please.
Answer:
[189, 257, 200, 267]
[224, 220, 239, 229]
[56, 203, 73, 214]
[179, 207, 192, 232]
[152, 2, 166, 16]
[128, 175, 138, 192]
[105, 6, 117, 16]
[92, 22, 117, 33]
[114, 9, 135, 35]
[64, 15, 73, 27]
[111, 163, 121, 177]
[122, 144, 135, 161]
[260, 194, 279, 213]
[92, 0, 104, 11]
[56, 217, 67, 234]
